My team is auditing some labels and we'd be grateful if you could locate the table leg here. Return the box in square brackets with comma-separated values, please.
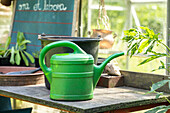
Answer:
[13, 99, 17, 109]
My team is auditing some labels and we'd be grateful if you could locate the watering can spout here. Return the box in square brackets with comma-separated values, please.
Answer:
[93, 52, 124, 89]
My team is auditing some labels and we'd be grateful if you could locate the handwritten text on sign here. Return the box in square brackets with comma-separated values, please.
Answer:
[18, 0, 67, 11]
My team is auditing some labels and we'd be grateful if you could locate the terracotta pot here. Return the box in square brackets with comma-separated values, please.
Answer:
[91, 29, 116, 49]
[0, 66, 44, 86]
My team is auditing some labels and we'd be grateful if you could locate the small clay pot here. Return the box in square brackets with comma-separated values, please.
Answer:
[91, 29, 116, 49]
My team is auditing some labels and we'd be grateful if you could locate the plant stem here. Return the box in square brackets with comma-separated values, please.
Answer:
[160, 41, 170, 52]
[162, 94, 170, 103]
[153, 90, 170, 103]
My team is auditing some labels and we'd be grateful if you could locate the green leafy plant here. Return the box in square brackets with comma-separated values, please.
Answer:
[123, 26, 170, 113]
[145, 80, 170, 113]
[5, 32, 35, 66]
[0, 36, 11, 57]
[123, 26, 169, 71]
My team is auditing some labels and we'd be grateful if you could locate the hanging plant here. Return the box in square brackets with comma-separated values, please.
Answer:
[97, 0, 110, 30]
[91, 0, 116, 49]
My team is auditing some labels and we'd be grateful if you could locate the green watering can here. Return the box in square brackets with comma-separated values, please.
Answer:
[39, 41, 124, 100]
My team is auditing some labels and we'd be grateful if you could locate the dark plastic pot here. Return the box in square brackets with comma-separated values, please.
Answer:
[0, 57, 11, 66]
[0, 57, 27, 66]
[39, 36, 102, 90]
[34, 58, 40, 67]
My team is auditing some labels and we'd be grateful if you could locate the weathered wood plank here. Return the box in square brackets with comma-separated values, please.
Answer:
[121, 70, 170, 93]
[0, 84, 169, 113]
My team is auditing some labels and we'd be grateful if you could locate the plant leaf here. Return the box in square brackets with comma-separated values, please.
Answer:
[138, 55, 163, 66]
[145, 105, 167, 113]
[145, 40, 156, 54]
[18, 40, 31, 47]
[157, 109, 168, 113]
[153, 33, 159, 40]
[158, 65, 165, 70]
[10, 47, 15, 65]
[152, 60, 166, 72]
[24, 51, 35, 63]
[19, 40, 31, 50]
[168, 80, 170, 89]
[17, 32, 25, 44]
[15, 50, 21, 65]
[126, 42, 136, 56]
[0, 50, 5, 55]
[3, 49, 11, 57]
[150, 51, 167, 56]
[160, 60, 165, 66]
[138, 39, 150, 53]
[20, 51, 29, 66]
[4, 36, 11, 50]
[157, 105, 170, 113]
[149, 80, 169, 93]
[129, 43, 138, 57]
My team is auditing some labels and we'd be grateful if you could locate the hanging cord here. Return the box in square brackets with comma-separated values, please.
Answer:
[97, 0, 102, 29]
[97, 0, 110, 30]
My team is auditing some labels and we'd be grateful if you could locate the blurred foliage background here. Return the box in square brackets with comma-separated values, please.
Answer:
[81, 0, 167, 74]
[82, 0, 166, 37]
[0, 0, 167, 74]
[0, 0, 12, 48]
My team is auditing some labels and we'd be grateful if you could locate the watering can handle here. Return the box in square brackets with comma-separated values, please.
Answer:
[39, 41, 86, 83]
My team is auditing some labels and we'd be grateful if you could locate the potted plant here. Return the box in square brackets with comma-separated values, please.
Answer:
[1, 32, 34, 66]
[123, 26, 170, 112]
[90, 0, 116, 49]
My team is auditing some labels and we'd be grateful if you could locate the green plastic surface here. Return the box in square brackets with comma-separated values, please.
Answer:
[50, 53, 94, 64]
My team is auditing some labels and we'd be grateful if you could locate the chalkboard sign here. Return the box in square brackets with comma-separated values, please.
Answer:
[10, 0, 79, 53]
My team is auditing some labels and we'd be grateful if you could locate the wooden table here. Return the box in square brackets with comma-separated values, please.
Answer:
[0, 84, 169, 113]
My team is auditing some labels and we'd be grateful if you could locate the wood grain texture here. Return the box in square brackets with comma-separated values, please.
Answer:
[0, 84, 169, 113]
[121, 70, 170, 93]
